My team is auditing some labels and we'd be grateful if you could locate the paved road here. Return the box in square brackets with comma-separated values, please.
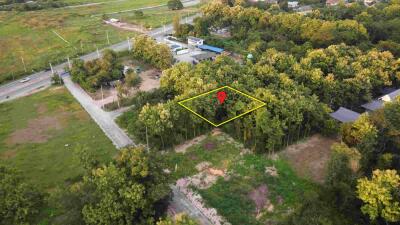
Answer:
[62, 75, 134, 148]
[0, 13, 200, 104]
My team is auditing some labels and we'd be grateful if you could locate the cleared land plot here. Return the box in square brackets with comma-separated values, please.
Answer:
[0, 87, 116, 190]
[280, 134, 338, 183]
[162, 132, 315, 225]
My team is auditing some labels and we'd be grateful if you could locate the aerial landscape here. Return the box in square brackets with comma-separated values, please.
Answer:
[0, 0, 399, 224]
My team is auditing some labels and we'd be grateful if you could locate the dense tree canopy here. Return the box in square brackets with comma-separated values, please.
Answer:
[167, 0, 183, 10]
[0, 165, 44, 225]
[357, 169, 400, 222]
[70, 49, 123, 92]
[80, 147, 171, 225]
[132, 35, 173, 70]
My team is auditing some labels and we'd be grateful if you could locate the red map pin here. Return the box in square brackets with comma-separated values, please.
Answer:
[217, 91, 227, 104]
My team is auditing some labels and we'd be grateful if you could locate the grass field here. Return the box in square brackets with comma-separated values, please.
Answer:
[0, 87, 116, 190]
[0, 0, 203, 83]
[163, 132, 316, 225]
[116, 4, 203, 29]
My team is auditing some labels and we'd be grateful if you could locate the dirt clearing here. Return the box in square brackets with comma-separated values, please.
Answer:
[6, 116, 64, 145]
[280, 134, 338, 183]
[175, 134, 207, 153]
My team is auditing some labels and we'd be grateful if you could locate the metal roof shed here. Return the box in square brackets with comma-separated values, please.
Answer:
[192, 52, 217, 61]
[362, 89, 400, 111]
[198, 45, 224, 54]
[330, 107, 361, 123]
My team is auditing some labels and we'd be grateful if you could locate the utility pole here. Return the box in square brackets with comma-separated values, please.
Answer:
[127, 37, 131, 51]
[21, 56, 27, 72]
[100, 85, 104, 109]
[67, 57, 71, 69]
[106, 30, 110, 45]
[145, 126, 149, 151]
[49, 63, 54, 75]
[96, 48, 100, 58]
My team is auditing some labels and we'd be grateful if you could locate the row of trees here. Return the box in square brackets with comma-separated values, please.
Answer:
[120, 53, 335, 152]
[122, 41, 399, 151]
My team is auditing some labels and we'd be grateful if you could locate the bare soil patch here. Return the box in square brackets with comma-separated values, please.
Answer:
[175, 134, 207, 153]
[138, 69, 161, 91]
[248, 184, 269, 215]
[0, 149, 17, 159]
[36, 103, 48, 114]
[280, 134, 338, 183]
[6, 116, 64, 145]
[203, 141, 216, 151]
[189, 162, 227, 189]
[105, 20, 148, 33]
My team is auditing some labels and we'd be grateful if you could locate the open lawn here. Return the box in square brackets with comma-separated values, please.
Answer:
[0, 0, 203, 83]
[163, 131, 316, 225]
[0, 87, 116, 190]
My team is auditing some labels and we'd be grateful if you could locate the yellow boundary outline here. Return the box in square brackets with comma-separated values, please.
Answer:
[178, 86, 266, 127]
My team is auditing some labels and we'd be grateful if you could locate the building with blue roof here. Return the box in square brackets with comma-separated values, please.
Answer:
[198, 45, 224, 54]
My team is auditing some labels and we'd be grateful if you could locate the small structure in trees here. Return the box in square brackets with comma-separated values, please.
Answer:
[361, 89, 400, 112]
[330, 107, 361, 123]
[188, 36, 204, 47]
[192, 52, 217, 64]
[288, 1, 299, 8]
[197, 45, 224, 54]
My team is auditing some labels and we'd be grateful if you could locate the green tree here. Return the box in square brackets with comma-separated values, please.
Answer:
[0, 165, 44, 225]
[125, 70, 141, 88]
[81, 147, 171, 225]
[341, 114, 378, 171]
[133, 35, 173, 70]
[357, 169, 400, 223]
[157, 214, 199, 225]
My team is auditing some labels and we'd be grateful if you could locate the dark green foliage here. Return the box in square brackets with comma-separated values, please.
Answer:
[132, 35, 173, 70]
[134, 10, 144, 18]
[279, 191, 352, 225]
[54, 147, 171, 225]
[69, 49, 123, 92]
[51, 72, 64, 85]
[0, 165, 44, 225]
[167, 0, 183, 10]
